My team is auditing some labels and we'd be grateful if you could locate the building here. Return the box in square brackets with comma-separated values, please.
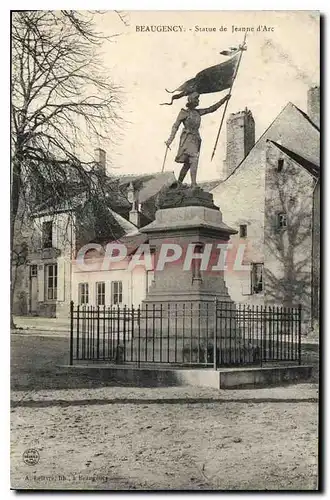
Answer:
[12, 87, 320, 332]
[71, 231, 153, 309]
[12, 153, 175, 318]
[210, 86, 320, 329]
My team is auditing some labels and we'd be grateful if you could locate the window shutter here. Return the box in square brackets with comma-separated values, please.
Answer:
[241, 267, 252, 295]
[37, 265, 44, 302]
[147, 271, 155, 290]
[57, 259, 65, 302]
[270, 213, 278, 233]
[111, 281, 114, 304]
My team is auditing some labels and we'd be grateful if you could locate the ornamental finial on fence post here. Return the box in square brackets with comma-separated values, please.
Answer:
[70, 300, 74, 366]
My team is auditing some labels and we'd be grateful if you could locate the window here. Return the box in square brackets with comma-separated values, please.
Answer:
[30, 265, 37, 277]
[251, 263, 263, 294]
[42, 221, 53, 248]
[96, 282, 105, 306]
[45, 264, 57, 300]
[192, 243, 203, 281]
[277, 212, 287, 229]
[78, 283, 89, 305]
[147, 271, 155, 292]
[111, 281, 123, 305]
[289, 195, 296, 206]
[239, 224, 247, 238]
[277, 158, 284, 172]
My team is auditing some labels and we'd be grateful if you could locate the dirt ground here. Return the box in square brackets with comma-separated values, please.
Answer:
[10, 334, 319, 491]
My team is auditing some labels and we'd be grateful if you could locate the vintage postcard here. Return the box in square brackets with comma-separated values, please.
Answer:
[11, 10, 320, 491]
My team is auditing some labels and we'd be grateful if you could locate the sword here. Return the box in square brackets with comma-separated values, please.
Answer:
[161, 143, 171, 172]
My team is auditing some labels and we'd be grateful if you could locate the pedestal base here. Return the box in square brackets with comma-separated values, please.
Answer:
[136, 190, 240, 365]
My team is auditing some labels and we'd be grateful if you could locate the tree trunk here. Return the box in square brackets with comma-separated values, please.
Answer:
[10, 154, 22, 329]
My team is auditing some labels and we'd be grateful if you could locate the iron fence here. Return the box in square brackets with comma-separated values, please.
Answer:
[69, 300, 302, 368]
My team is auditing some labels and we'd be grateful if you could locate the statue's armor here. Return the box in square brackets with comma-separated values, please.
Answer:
[174, 108, 201, 163]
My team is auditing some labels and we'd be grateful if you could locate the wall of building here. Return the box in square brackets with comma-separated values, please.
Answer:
[21, 212, 75, 318]
[211, 143, 266, 305]
[12, 204, 34, 316]
[13, 202, 151, 318]
[212, 101, 318, 314]
[264, 143, 315, 328]
[311, 181, 320, 324]
[72, 258, 149, 308]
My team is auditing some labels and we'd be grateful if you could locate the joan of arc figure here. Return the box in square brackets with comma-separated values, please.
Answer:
[165, 92, 230, 187]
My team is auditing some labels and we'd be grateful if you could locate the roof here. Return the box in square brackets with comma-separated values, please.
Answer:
[281, 103, 320, 167]
[268, 140, 320, 179]
[117, 232, 149, 255]
[138, 171, 176, 203]
[116, 173, 155, 186]
[114, 171, 171, 187]
[108, 208, 139, 236]
[83, 231, 148, 260]
[31, 192, 87, 217]
[215, 101, 320, 185]
[293, 105, 320, 133]
[107, 171, 177, 207]
[199, 179, 222, 192]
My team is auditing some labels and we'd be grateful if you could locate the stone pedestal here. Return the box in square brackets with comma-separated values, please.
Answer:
[131, 185, 241, 363]
[141, 185, 237, 304]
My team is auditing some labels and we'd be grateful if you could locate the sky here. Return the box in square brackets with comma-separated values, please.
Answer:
[91, 11, 319, 182]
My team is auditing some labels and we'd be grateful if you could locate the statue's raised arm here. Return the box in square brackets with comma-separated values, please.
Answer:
[198, 94, 230, 116]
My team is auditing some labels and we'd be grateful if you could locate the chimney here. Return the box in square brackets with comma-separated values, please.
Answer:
[128, 183, 141, 227]
[129, 208, 141, 228]
[307, 86, 320, 128]
[223, 108, 255, 178]
[94, 148, 106, 175]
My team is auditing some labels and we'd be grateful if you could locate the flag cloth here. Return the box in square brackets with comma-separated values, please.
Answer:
[220, 47, 239, 56]
[161, 51, 240, 105]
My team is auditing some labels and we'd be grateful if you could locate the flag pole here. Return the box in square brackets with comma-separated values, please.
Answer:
[211, 33, 247, 162]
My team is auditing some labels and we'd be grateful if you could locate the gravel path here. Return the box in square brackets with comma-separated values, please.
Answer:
[11, 334, 319, 490]
[11, 384, 318, 491]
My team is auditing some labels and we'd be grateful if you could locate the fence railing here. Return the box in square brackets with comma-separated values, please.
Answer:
[69, 300, 302, 368]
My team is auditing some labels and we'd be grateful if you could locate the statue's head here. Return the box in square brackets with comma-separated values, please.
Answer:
[186, 92, 200, 109]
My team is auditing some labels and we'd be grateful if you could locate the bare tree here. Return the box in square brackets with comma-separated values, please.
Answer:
[11, 10, 124, 325]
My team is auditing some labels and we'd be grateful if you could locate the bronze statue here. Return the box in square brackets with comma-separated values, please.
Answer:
[165, 92, 230, 187]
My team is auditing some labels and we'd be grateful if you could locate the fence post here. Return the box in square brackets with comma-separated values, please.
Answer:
[70, 300, 74, 366]
[96, 305, 100, 360]
[298, 303, 302, 365]
[76, 305, 80, 361]
[260, 306, 263, 368]
[131, 304, 135, 362]
[213, 297, 218, 370]
[262, 308, 268, 365]
[138, 305, 141, 367]
[123, 304, 127, 363]
[117, 305, 120, 362]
